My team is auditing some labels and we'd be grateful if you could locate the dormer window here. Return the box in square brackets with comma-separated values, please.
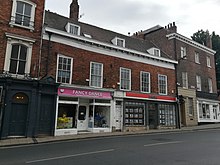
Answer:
[10, 0, 36, 30]
[111, 37, 125, 47]
[147, 48, 161, 57]
[65, 23, 80, 35]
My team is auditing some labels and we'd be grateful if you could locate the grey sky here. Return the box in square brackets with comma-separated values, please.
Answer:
[45, 0, 220, 38]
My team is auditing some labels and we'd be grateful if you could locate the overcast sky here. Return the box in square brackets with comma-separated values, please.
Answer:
[45, 0, 220, 38]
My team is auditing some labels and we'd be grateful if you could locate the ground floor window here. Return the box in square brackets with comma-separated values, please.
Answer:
[199, 103, 210, 119]
[57, 103, 77, 129]
[94, 106, 110, 128]
[159, 104, 176, 126]
[125, 102, 145, 126]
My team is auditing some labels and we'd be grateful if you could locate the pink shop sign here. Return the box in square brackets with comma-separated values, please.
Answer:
[58, 88, 112, 99]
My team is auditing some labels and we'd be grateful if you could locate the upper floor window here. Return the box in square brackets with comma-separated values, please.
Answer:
[207, 56, 211, 67]
[56, 55, 73, 84]
[182, 72, 188, 88]
[140, 71, 150, 93]
[158, 74, 167, 95]
[65, 23, 80, 35]
[90, 62, 103, 88]
[196, 75, 201, 91]
[195, 52, 200, 64]
[112, 37, 125, 47]
[10, 0, 36, 30]
[4, 33, 34, 77]
[147, 48, 161, 57]
[208, 78, 213, 93]
[120, 67, 131, 90]
[180, 47, 186, 59]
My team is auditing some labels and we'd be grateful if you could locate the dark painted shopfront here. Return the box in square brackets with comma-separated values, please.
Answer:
[124, 92, 177, 131]
[0, 77, 58, 139]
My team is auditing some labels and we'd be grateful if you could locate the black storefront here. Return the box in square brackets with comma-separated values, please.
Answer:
[0, 76, 59, 139]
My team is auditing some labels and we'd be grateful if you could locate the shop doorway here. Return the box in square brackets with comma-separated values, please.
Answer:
[148, 103, 158, 129]
[115, 101, 122, 131]
[9, 93, 28, 136]
[77, 105, 88, 131]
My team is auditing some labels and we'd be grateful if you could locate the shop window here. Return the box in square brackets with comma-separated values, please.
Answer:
[124, 102, 145, 126]
[159, 104, 176, 126]
[10, 0, 36, 30]
[57, 104, 77, 129]
[94, 106, 110, 128]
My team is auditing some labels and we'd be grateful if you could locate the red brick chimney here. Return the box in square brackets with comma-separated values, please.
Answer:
[70, 0, 79, 21]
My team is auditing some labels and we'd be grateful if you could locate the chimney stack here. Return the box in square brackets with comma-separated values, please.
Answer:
[70, 0, 79, 21]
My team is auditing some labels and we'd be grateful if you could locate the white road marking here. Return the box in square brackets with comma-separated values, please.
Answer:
[144, 141, 183, 147]
[26, 149, 115, 164]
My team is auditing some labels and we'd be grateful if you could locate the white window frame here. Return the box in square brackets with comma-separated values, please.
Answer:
[90, 62, 103, 88]
[140, 71, 151, 93]
[4, 33, 34, 78]
[56, 54, 73, 84]
[120, 67, 131, 91]
[182, 72, 188, 89]
[158, 74, 167, 95]
[180, 47, 186, 59]
[196, 75, 201, 91]
[208, 78, 213, 93]
[188, 97, 194, 117]
[65, 22, 80, 35]
[111, 37, 125, 47]
[10, 0, 36, 30]
[207, 56, 211, 67]
[147, 47, 161, 57]
[195, 52, 200, 64]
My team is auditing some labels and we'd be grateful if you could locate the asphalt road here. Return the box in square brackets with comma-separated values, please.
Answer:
[1, 129, 220, 165]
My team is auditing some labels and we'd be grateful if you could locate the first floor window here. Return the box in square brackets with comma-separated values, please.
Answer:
[120, 67, 131, 90]
[56, 55, 73, 84]
[9, 44, 27, 74]
[188, 98, 194, 116]
[159, 104, 176, 126]
[208, 78, 213, 93]
[90, 62, 103, 88]
[182, 72, 188, 88]
[196, 75, 201, 91]
[140, 71, 150, 93]
[158, 74, 167, 95]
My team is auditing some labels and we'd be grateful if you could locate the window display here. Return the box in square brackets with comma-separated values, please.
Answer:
[125, 102, 145, 126]
[94, 106, 110, 128]
[57, 104, 77, 129]
[159, 104, 175, 126]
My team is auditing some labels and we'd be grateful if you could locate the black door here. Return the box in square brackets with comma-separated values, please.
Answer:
[148, 103, 158, 129]
[9, 93, 28, 136]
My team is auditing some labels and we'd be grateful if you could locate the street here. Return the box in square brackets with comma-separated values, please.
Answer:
[1, 129, 220, 165]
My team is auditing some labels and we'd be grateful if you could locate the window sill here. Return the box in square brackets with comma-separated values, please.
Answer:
[9, 22, 34, 32]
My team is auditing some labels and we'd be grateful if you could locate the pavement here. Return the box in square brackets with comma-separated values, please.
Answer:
[1, 123, 220, 147]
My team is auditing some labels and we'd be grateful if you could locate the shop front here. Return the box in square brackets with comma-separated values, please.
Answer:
[55, 87, 113, 136]
[124, 92, 177, 131]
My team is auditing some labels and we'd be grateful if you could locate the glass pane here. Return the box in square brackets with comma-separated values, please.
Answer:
[23, 16, 30, 26]
[24, 3, 31, 16]
[11, 45, 19, 59]
[16, 1, 23, 14]
[18, 61, 26, 74]
[9, 60, 17, 74]
[15, 14, 22, 24]
[20, 46, 27, 60]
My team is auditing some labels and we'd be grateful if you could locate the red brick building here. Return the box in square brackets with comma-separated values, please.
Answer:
[0, 0, 58, 139]
[41, 1, 179, 136]
[135, 23, 219, 126]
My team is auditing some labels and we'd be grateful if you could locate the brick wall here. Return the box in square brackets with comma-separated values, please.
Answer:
[41, 40, 176, 96]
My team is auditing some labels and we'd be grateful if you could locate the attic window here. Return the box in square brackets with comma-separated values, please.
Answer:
[147, 48, 161, 57]
[111, 37, 125, 47]
[65, 22, 80, 35]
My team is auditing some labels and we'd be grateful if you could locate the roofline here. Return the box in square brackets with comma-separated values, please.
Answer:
[44, 26, 178, 64]
[166, 33, 216, 55]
